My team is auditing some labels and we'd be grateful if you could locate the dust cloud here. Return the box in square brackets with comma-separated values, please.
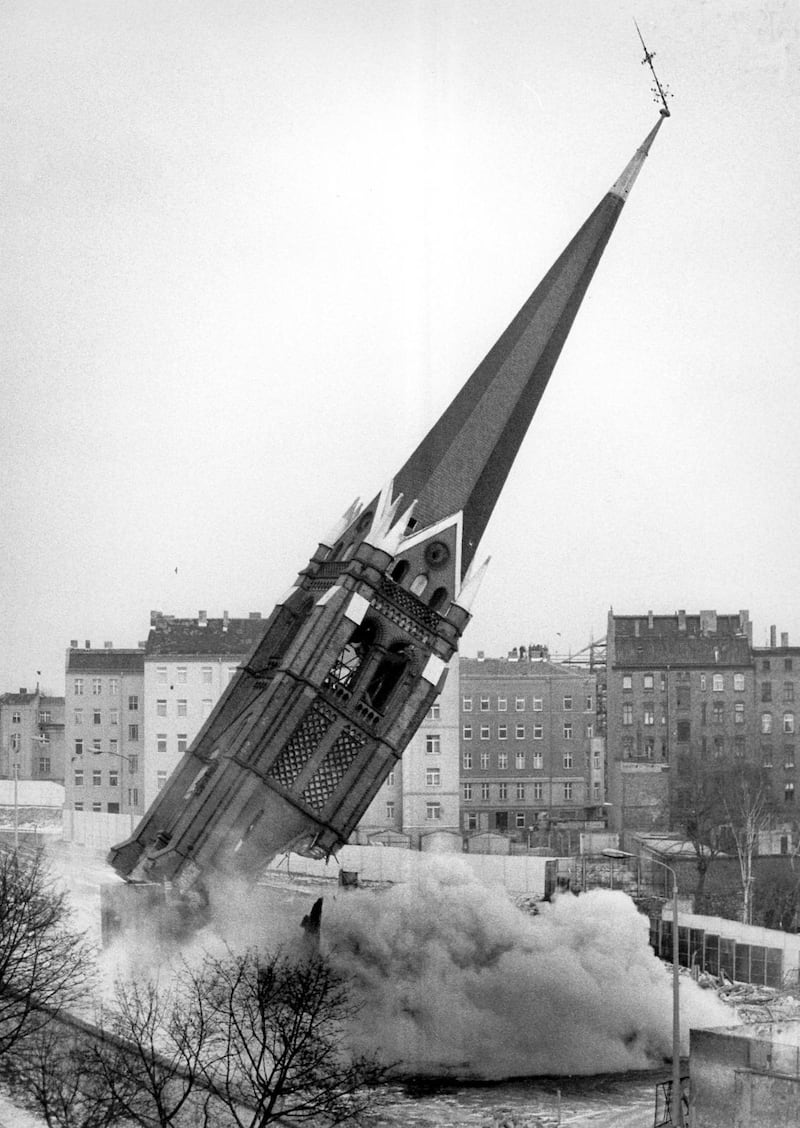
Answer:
[323, 857, 731, 1078]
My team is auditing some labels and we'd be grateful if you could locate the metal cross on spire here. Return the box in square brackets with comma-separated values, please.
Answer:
[634, 19, 672, 117]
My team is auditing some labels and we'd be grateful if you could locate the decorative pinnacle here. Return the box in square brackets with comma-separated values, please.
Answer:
[320, 497, 363, 549]
[453, 555, 491, 613]
[363, 481, 418, 557]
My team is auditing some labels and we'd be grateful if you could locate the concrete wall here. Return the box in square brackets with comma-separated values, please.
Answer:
[691, 1025, 800, 1128]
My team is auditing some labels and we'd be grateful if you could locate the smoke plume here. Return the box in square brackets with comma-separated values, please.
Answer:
[323, 856, 730, 1078]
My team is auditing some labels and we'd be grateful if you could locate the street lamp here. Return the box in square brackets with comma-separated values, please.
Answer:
[604, 849, 683, 1127]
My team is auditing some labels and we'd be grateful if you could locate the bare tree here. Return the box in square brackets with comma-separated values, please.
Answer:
[4, 1025, 121, 1128]
[671, 752, 727, 909]
[722, 766, 772, 925]
[0, 846, 94, 1055]
[92, 972, 225, 1128]
[198, 949, 389, 1128]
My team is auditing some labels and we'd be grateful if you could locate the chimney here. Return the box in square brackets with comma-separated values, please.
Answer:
[634, 619, 640, 638]
[104, 641, 113, 649]
[85, 640, 91, 649]
[198, 610, 207, 627]
[648, 610, 653, 630]
[509, 647, 518, 661]
[248, 612, 262, 620]
[678, 610, 686, 632]
[70, 639, 78, 649]
[700, 610, 717, 636]
[770, 625, 777, 648]
[19, 687, 27, 695]
[782, 632, 790, 647]
[477, 650, 485, 662]
[222, 610, 229, 632]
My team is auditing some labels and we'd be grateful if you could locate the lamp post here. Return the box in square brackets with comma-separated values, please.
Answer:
[603, 849, 683, 1127]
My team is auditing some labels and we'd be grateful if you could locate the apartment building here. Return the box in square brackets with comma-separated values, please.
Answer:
[752, 626, 800, 812]
[0, 689, 65, 782]
[459, 649, 599, 838]
[63, 644, 145, 816]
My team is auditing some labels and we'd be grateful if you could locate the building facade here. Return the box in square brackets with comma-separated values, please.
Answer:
[0, 689, 65, 783]
[63, 644, 145, 816]
[142, 611, 267, 809]
[459, 650, 599, 840]
[752, 627, 800, 814]
[606, 609, 756, 834]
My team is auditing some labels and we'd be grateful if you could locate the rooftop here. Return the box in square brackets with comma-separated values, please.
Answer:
[145, 612, 267, 658]
[66, 649, 144, 674]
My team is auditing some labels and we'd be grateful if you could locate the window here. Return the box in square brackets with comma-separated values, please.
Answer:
[74, 802, 84, 812]
[734, 702, 745, 725]
[701, 703, 707, 725]
[107, 803, 119, 814]
[734, 736, 745, 758]
[463, 783, 473, 801]
[700, 673, 707, 691]
[109, 770, 119, 787]
[156, 770, 167, 792]
[563, 695, 573, 711]
[785, 748, 795, 770]
[563, 723, 573, 740]
[762, 682, 773, 702]
[516, 782, 525, 800]
[643, 674, 654, 691]
[176, 666, 187, 684]
[466, 812, 478, 830]
[74, 770, 84, 787]
[498, 724, 508, 740]
[532, 697, 543, 712]
[532, 782, 543, 801]
[157, 735, 167, 756]
[92, 771, 101, 786]
[586, 724, 594, 739]
[38, 757, 50, 774]
[93, 710, 101, 725]
[532, 752, 543, 769]
[463, 725, 473, 740]
[593, 751, 601, 769]
[387, 771, 395, 786]
[734, 673, 745, 692]
[498, 751, 508, 770]
[713, 736, 724, 758]
[462, 750, 473, 770]
[498, 783, 508, 800]
[74, 739, 84, 756]
[643, 707, 654, 726]
[128, 755, 138, 773]
[622, 704, 633, 726]
[109, 678, 119, 695]
[128, 788, 139, 806]
[676, 720, 691, 742]
[386, 802, 395, 820]
[426, 803, 442, 821]
[128, 695, 139, 711]
[564, 782, 574, 801]
[515, 725, 525, 740]
[109, 739, 118, 757]
[92, 739, 101, 753]
[428, 702, 441, 719]
[622, 675, 632, 691]
[177, 699, 188, 717]
[480, 751, 490, 770]
[128, 724, 139, 742]
[515, 697, 525, 712]
[38, 710, 51, 723]
[786, 782, 795, 804]
[426, 767, 440, 786]
[481, 782, 490, 801]
[480, 696, 490, 712]
[497, 697, 507, 712]
[92, 678, 102, 695]
[516, 813, 526, 828]
[713, 702, 724, 724]
[644, 737, 655, 759]
[515, 751, 525, 769]
[177, 734, 187, 755]
[480, 726, 490, 740]
[92, 802, 102, 813]
[763, 747, 773, 768]
[787, 658, 794, 672]
[202, 666, 213, 684]
[585, 696, 593, 711]
[425, 734, 441, 755]
[74, 678, 83, 696]
[785, 713, 795, 734]
[110, 709, 119, 725]
[74, 709, 83, 725]
[563, 751, 573, 769]
[157, 666, 167, 683]
[712, 674, 724, 692]
[593, 781, 601, 798]
[157, 699, 167, 717]
[533, 724, 543, 740]
[761, 712, 773, 734]
[228, 667, 237, 682]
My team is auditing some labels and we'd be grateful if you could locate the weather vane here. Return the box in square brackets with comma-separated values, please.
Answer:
[634, 19, 672, 117]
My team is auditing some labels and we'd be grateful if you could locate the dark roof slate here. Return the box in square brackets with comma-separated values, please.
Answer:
[66, 650, 144, 674]
[145, 618, 267, 658]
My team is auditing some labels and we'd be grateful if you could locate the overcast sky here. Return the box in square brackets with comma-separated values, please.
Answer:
[3, 0, 799, 694]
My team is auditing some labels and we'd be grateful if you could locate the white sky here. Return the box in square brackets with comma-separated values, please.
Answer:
[2, 0, 799, 694]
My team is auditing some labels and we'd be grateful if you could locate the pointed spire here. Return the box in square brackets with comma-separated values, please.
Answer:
[390, 118, 666, 580]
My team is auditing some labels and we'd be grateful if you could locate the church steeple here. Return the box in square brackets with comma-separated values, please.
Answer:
[389, 116, 666, 582]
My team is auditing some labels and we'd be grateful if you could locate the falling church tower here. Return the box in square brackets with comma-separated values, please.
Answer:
[109, 115, 666, 895]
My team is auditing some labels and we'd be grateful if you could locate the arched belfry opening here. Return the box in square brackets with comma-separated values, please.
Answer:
[324, 619, 379, 695]
[363, 641, 415, 713]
